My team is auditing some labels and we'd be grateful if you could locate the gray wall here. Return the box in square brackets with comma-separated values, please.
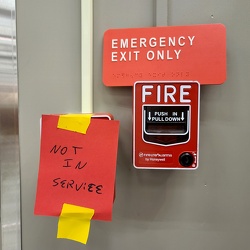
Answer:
[17, 0, 250, 249]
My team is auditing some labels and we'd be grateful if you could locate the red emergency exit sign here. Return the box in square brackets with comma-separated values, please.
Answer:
[133, 81, 200, 169]
[103, 24, 226, 86]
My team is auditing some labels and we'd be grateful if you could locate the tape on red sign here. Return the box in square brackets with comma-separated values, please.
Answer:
[103, 24, 226, 86]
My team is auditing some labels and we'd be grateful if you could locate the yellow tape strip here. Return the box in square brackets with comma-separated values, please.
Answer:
[57, 203, 95, 244]
[57, 114, 92, 134]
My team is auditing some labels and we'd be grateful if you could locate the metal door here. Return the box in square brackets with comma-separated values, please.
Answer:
[17, 0, 250, 249]
[0, 0, 21, 249]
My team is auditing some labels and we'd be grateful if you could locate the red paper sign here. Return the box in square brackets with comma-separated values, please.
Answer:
[103, 24, 226, 86]
[34, 115, 119, 221]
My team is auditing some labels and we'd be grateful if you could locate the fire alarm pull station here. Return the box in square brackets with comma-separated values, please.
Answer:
[133, 81, 200, 170]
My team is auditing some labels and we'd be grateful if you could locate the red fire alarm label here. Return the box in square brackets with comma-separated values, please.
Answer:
[133, 81, 200, 169]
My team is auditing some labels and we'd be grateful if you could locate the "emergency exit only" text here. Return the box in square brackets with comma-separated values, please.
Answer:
[111, 36, 195, 62]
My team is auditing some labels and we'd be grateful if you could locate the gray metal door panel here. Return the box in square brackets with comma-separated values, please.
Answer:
[17, 0, 82, 249]
[0, 0, 21, 249]
[17, 0, 250, 249]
